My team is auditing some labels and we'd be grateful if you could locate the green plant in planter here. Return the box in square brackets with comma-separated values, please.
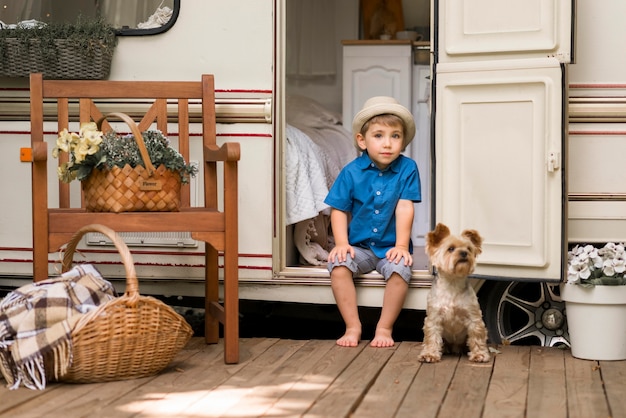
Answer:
[99, 130, 197, 184]
[0, 16, 117, 78]
[53, 122, 197, 184]
[567, 243, 626, 286]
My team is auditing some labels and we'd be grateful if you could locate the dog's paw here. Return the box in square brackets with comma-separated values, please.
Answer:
[468, 350, 490, 363]
[417, 350, 442, 363]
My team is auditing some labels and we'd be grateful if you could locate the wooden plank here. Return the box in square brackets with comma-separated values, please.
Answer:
[352, 342, 423, 417]
[0, 384, 64, 414]
[261, 340, 366, 416]
[43, 79, 204, 99]
[181, 339, 311, 416]
[226, 339, 339, 416]
[395, 353, 460, 418]
[0, 339, 208, 416]
[599, 359, 626, 418]
[526, 347, 567, 418]
[437, 354, 493, 418]
[565, 356, 610, 418]
[3, 377, 159, 417]
[112, 338, 278, 417]
[3, 340, 626, 417]
[98, 337, 281, 417]
[483, 346, 530, 418]
[304, 344, 397, 417]
[0, 339, 206, 415]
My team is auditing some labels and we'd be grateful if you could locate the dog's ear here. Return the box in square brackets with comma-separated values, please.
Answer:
[462, 229, 483, 255]
[425, 223, 450, 256]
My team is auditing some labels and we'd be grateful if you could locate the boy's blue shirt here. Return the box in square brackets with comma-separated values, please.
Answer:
[324, 151, 421, 258]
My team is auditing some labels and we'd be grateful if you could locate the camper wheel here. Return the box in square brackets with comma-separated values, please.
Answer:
[480, 281, 570, 347]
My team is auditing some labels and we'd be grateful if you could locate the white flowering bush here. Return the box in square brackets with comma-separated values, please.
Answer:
[567, 243, 626, 286]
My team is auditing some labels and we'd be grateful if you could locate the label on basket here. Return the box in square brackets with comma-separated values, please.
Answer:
[139, 179, 163, 191]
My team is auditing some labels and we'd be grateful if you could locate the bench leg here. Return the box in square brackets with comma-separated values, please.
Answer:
[204, 246, 220, 344]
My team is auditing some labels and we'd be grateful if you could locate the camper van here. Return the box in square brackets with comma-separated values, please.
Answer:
[0, 0, 618, 347]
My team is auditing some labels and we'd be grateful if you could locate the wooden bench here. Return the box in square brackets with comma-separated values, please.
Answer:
[24, 73, 240, 363]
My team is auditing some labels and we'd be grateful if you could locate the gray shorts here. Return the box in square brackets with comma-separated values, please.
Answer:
[327, 246, 412, 283]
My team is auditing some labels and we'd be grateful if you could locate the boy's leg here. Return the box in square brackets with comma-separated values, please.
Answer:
[330, 266, 361, 347]
[371, 273, 408, 347]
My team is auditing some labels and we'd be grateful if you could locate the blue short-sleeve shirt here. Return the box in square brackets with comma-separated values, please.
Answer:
[324, 152, 421, 258]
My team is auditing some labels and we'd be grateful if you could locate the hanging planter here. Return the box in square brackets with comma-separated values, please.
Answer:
[0, 17, 117, 79]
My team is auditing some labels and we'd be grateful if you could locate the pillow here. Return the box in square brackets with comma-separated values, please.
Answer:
[286, 95, 342, 128]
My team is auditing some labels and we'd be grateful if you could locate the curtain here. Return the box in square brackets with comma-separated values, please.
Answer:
[286, 0, 337, 78]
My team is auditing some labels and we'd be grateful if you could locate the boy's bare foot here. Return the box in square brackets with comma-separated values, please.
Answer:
[370, 327, 395, 347]
[336, 327, 361, 347]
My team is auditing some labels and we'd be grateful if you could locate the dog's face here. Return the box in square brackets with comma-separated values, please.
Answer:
[425, 223, 483, 278]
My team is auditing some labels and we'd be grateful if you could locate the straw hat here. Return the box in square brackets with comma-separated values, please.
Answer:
[352, 96, 416, 146]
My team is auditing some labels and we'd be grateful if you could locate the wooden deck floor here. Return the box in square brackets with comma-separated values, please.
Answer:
[1, 337, 625, 418]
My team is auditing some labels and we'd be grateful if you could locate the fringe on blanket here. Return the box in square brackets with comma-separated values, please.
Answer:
[0, 265, 115, 390]
[0, 331, 72, 390]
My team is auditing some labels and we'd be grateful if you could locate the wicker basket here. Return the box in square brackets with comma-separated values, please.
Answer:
[0, 38, 113, 79]
[55, 224, 193, 383]
[82, 112, 182, 212]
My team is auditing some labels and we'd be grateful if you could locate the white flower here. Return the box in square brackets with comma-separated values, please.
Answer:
[567, 242, 626, 285]
[52, 124, 104, 183]
[567, 258, 591, 284]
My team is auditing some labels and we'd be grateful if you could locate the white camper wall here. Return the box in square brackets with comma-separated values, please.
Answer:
[568, 0, 626, 86]
[0, 0, 277, 285]
[110, 0, 273, 88]
[568, 0, 626, 243]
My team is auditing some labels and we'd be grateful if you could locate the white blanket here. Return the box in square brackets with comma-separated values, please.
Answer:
[285, 95, 355, 226]
[286, 125, 332, 226]
[285, 95, 356, 264]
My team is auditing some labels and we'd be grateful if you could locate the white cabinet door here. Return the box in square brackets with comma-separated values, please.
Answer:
[342, 44, 412, 128]
[434, 0, 573, 281]
[438, 0, 572, 63]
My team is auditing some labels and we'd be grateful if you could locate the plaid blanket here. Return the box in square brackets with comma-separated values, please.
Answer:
[0, 265, 116, 390]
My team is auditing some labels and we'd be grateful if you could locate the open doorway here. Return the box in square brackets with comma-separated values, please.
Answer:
[282, 0, 432, 272]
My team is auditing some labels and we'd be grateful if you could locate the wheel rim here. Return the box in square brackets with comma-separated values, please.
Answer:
[495, 282, 569, 347]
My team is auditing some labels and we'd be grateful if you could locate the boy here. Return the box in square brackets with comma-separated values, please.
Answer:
[325, 96, 421, 347]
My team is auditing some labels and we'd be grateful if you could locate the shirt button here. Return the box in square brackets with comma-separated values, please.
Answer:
[373, 228, 378, 233]
[376, 191, 381, 195]
[378, 172, 383, 177]
[374, 210, 379, 214]
[371, 242, 376, 246]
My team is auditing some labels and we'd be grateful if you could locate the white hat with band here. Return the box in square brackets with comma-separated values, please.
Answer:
[352, 96, 416, 146]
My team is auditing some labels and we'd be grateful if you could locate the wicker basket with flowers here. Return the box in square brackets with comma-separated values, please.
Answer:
[53, 112, 197, 212]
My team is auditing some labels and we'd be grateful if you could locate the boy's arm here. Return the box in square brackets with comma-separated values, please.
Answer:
[387, 199, 414, 265]
[328, 208, 354, 262]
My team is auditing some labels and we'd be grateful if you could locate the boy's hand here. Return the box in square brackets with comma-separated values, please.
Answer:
[386, 246, 413, 266]
[328, 243, 355, 263]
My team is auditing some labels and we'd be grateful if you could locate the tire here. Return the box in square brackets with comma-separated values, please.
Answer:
[479, 280, 570, 347]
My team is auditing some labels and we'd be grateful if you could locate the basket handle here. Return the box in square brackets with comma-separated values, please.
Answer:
[61, 224, 139, 298]
[96, 112, 156, 176]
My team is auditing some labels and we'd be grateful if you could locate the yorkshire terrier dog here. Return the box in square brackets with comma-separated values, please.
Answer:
[417, 223, 490, 363]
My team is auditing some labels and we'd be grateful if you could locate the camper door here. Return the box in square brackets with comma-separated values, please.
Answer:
[433, 0, 573, 281]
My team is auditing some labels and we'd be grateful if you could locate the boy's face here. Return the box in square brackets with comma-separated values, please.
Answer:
[356, 122, 404, 170]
